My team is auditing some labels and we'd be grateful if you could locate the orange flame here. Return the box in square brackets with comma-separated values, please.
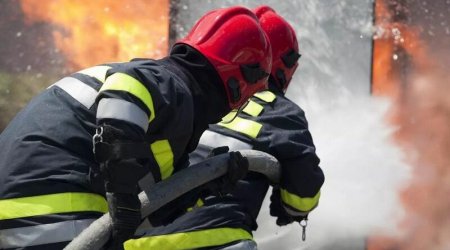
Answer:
[371, 0, 431, 98]
[19, 0, 169, 70]
[369, 0, 450, 249]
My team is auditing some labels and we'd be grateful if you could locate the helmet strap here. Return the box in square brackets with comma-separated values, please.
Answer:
[276, 69, 287, 89]
[227, 77, 241, 104]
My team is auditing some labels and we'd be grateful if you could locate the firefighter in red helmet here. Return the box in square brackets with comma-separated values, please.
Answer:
[129, 5, 324, 250]
[0, 6, 271, 250]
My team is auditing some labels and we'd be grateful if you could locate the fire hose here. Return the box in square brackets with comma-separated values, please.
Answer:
[64, 150, 280, 250]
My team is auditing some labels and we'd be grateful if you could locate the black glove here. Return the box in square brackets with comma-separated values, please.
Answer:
[203, 148, 249, 196]
[100, 158, 149, 194]
[269, 187, 307, 226]
[226, 151, 249, 190]
[94, 125, 149, 249]
[99, 158, 148, 249]
[106, 193, 141, 250]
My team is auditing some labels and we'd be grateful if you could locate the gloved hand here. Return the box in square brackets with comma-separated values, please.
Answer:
[100, 158, 148, 194]
[203, 148, 249, 196]
[106, 192, 141, 250]
[269, 187, 307, 226]
[93, 125, 148, 249]
[100, 158, 147, 249]
[99, 157, 147, 249]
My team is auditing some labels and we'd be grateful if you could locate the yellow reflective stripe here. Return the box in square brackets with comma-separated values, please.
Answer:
[221, 110, 238, 123]
[253, 90, 276, 103]
[218, 117, 262, 138]
[150, 140, 174, 180]
[0, 192, 108, 220]
[100, 72, 155, 122]
[280, 189, 321, 212]
[77, 65, 112, 83]
[242, 100, 263, 117]
[124, 227, 252, 250]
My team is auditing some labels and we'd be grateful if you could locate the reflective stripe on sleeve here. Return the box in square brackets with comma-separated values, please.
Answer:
[0, 192, 108, 220]
[97, 98, 150, 132]
[199, 130, 252, 151]
[280, 189, 321, 212]
[221, 110, 238, 123]
[253, 90, 276, 103]
[49, 77, 98, 109]
[150, 140, 174, 180]
[218, 117, 263, 139]
[124, 227, 253, 250]
[242, 100, 264, 117]
[77, 65, 112, 83]
[0, 219, 96, 248]
[100, 72, 156, 122]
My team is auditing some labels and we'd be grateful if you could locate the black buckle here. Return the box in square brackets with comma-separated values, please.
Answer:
[281, 49, 301, 69]
[276, 69, 287, 88]
[227, 77, 241, 103]
[240, 63, 269, 84]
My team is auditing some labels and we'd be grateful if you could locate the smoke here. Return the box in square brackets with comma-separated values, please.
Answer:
[250, 0, 412, 249]
[376, 66, 450, 250]
[254, 87, 411, 250]
[254, 0, 450, 249]
[367, 1, 450, 249]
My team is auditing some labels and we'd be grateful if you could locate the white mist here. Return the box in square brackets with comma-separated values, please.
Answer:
[254, 91, 411, 250]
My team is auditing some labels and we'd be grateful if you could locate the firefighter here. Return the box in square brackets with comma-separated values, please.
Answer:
[125, 6, 325, 249]
[0, 6, 272, 250]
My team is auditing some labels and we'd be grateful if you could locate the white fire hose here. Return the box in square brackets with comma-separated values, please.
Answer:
[64, 150, 280, 250]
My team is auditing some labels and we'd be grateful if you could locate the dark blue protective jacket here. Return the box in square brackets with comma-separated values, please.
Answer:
[0, 45, 228, 249]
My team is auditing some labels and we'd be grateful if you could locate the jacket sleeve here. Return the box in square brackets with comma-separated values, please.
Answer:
[260, 98, 324, 215]
[209, 91, 324, 215]
[96, 62, 160, 136]
[93, 61, 172, 184]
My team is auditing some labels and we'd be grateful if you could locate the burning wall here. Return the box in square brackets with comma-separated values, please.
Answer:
[369, 0, 450, 249]
[18, 0, 169, 70]
[0, 0, 170, 131]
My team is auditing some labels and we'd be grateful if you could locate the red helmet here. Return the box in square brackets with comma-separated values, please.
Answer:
[176, 6, 272, 109]
[254, 6, 301, 93]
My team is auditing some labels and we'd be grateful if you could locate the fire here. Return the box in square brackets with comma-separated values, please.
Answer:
[19, 0, 169, 70]
[371, 0, 431, 98]
[369, 0, 450, 249]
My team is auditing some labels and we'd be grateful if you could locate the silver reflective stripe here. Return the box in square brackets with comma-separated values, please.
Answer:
[97, 98, 149, 132]
[219, 240, 258, 250]
[199, 130, 253, 151]
[0, 219, 95, 248]
[49, 77, 98, 109]
[283, 205, 309, 217]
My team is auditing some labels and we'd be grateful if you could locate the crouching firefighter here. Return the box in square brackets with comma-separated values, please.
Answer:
[0, 6, 272, 250]
[123, 6, 325, 250]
